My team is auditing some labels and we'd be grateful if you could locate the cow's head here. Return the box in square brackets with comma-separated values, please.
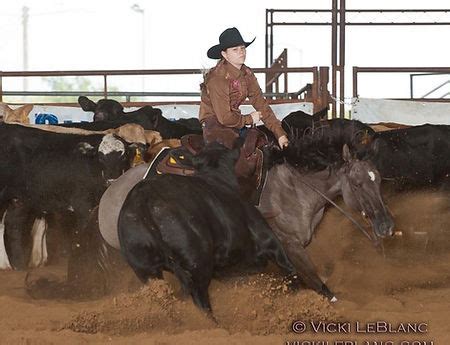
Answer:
[0, 103, 32, 124]
[78, 96, 124, 122]
[78, 134, 146, 185]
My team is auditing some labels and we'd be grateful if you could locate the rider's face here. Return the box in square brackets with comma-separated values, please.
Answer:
[221, 45, 246, 68]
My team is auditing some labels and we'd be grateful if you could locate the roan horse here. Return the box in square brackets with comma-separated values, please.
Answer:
[257, 127, 395, 298]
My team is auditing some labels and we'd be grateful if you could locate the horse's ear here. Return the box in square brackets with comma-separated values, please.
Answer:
[342, 144, 352, 162]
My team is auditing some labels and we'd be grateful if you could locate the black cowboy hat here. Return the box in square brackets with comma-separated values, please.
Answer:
[207, 27, 255, 59]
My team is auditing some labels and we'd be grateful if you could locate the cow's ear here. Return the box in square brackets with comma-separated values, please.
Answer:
[147, 107, 161, 129]
[77, 142, 96, 156]
[78, 96, 97, 112]
[112, 101, 124, 116]
[127, 143, 147, 166]
[342, 143, 352, 162]
[20, 104, 33, 116]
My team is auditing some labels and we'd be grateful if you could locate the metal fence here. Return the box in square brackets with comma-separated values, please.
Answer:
[0, 67, 320, 104]
[352, 67, 450, 102]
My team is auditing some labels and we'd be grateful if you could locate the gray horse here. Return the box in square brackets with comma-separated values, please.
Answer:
[257, 143, 394, 299]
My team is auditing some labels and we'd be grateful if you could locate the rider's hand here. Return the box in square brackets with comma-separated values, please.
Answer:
[278, 135, 289, 149]
[250, 111, 262, 124]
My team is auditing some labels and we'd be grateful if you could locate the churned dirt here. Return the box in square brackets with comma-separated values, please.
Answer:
[0, 187, 448, 344]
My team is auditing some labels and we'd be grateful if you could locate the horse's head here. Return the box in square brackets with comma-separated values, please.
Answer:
[339, 144, 395, 241]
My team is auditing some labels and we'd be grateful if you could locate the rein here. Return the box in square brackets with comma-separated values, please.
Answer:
[295, 176, 375, 243]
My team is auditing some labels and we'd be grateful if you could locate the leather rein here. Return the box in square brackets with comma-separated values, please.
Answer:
[295, 175, 377, 244]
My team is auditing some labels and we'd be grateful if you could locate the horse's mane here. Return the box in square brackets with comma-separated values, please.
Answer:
[278, 119, 374, 173]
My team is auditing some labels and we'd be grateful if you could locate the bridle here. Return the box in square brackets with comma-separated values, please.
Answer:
[295, 169, 380, 246]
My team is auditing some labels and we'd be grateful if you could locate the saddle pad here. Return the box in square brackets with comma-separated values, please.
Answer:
[143, 147, 171, 180]
[98, 163, 150, 250]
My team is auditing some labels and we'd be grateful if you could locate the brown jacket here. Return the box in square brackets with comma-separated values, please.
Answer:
[199, 60, 287, 139]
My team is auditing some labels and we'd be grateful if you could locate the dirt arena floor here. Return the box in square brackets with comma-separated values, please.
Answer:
[0, 186, 448, 344]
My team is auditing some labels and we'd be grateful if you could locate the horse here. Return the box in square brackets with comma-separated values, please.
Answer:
[256, 130, 395, 295]
[235, 114, 390, 292]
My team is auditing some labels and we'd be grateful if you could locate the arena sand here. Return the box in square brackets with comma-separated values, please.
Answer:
[0, 187, 448, 344]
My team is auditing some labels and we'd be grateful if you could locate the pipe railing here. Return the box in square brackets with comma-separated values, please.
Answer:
[0, 67, 318, 103]
[0, 90, 304, 103]
[353, 66, 450, 101]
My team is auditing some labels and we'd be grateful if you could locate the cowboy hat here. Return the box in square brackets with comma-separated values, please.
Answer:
[207, 27, 255, 59]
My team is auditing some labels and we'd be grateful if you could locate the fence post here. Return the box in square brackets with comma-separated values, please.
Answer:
[311, 67, 319, 112]
[352, 66, 358, 98]
[103, 74, 108, 99]
[318, 66, 330, 113]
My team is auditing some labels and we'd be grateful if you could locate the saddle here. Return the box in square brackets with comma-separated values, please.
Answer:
[152, 128, 269, 205]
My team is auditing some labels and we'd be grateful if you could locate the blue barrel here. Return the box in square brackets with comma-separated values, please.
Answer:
[35, 113, 59, 124]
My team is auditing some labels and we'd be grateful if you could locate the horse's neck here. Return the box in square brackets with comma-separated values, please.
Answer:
[276, 164, 341, 211]
[258, 163, 342, 246]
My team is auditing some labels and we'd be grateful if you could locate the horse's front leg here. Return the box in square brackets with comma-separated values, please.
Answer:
[245, 204, 297, 275]
[270, 221, 337, 301]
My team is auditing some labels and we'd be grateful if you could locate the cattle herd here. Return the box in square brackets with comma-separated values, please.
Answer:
[0, 97, 448, 317]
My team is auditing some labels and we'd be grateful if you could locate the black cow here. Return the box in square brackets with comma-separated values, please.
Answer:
[0, 123, 143, 274]
[118, 142, 301, 313]
[281, 107, 328, 135]
[173, 117, 202, 132]
[366, 124, 450, 187]
[268, 111, 375, 163]
[283, 115, 449, 188]
[76, 96, 202, 138]
[254, 108, 326, 145]
[259, 107, 369, 148]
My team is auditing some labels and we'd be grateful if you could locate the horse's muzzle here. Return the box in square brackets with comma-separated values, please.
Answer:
[374, 217, 395, 238]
